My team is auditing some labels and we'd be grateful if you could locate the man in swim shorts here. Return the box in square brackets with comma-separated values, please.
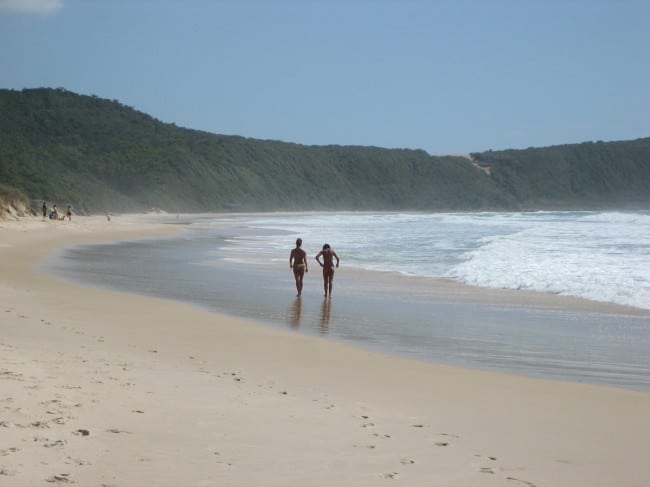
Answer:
[315, 243, 340, 298]
[289, 238, 308, 296]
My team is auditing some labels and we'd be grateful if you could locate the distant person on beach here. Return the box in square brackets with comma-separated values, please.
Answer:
[315, 243, 339, 298]
[42, 201, 47, 219]
[49, 204, 58, 220]
[66, 205, 72, 221]
[289, 238, 308, 296]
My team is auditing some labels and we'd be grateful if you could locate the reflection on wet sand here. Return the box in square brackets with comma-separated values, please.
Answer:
[288, 298, 302, 329]
[319, 298, 331, 335]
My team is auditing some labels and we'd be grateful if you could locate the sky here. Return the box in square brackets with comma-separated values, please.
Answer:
[1, 0, 649, 155]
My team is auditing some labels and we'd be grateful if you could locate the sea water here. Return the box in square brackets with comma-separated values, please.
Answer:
[215, 211, 650, 310]
[48, 211, 650, 390]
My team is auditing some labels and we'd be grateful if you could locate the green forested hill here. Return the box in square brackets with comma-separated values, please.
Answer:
[1, 88, 648, 213]
[471, 138, 650, 208]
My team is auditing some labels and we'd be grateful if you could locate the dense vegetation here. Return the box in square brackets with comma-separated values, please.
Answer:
[1, 88, 648, 213]
[471, 138, 650, 208]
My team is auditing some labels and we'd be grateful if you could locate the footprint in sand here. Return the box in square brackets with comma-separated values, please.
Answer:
[435, 432, 460, 447]
[0, 369, 24, 381]
[474, 454, 498, 462]
[381, 472, 399, 480]
[373, 433, 391, 440]
[31, 420, 51, 429]
[45, 473, 74, 483]
[65, 457, 91, 466]
[474, 454, 499, 475]
[352, 444, 376, 449]
[40, 398, 64, 408]
[357, 416, 374, 428]
[0, 447, 21, 456]
[506, 477, 538, 487]
[211, 451, 233, 467]
[44, 439, 67, 449]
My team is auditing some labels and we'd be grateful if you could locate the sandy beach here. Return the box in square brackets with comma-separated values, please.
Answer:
[1, 215, 649, 486]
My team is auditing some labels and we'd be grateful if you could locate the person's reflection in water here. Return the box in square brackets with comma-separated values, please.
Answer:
[318, 297, 332, 335]
[288, 298, 302, 329]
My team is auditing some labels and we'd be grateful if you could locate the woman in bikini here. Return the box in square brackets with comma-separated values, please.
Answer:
[289, 238, 308, 297]
[315, 243, 340, 298]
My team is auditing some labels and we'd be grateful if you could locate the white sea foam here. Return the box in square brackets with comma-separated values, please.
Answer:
[447, 215, 650, 309]
[204, 211, 650, 310]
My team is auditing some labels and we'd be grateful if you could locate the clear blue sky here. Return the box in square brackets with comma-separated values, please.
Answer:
[1, 0, 649, 155]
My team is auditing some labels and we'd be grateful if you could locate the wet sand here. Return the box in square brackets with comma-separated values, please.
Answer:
[48, 225, 650, 390]
[1, 214, 649, 486]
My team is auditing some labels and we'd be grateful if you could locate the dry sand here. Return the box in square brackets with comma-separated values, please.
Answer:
[1, 215, 649, 486]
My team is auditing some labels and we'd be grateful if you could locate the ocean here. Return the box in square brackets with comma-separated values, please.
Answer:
[48, 211, 650, 390]
[213, 211, 650, 310]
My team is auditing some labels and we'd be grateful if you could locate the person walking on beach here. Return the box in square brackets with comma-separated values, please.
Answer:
[66, 205, 72, 221]
[42, 201, 47, 219]
[315, 243, 339, 298]
[289, 238, 308, 297]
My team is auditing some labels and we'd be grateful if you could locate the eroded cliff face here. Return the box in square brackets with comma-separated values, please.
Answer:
[0, 193, 33, 220]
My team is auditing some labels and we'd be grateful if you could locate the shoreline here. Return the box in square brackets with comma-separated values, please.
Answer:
[43, 215, 650, 391]
[2, 215, 650, 486]
[160, 210, 650, 316]
[334, 267, 650, 317]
